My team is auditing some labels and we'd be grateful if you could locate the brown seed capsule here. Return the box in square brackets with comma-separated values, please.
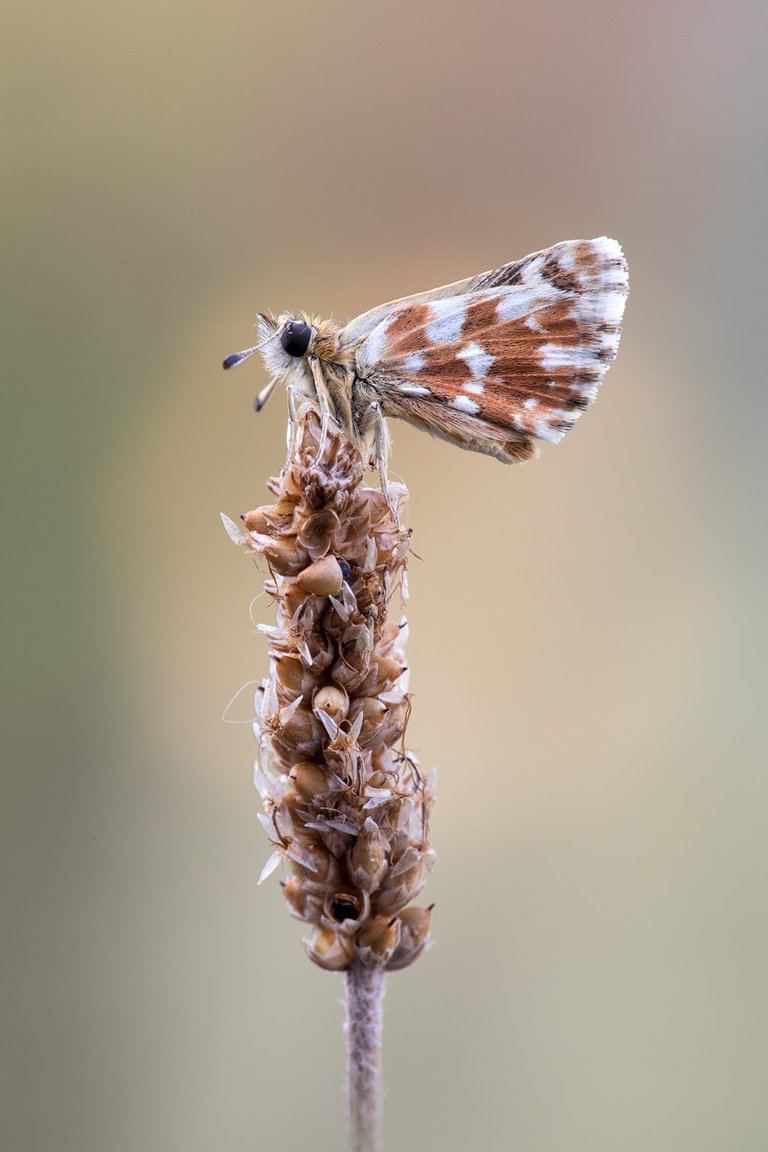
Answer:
[386, 905, 433, 971]
[289, 761, 331, 802]
[303, 926, 354, 972]
[354, 697, 387, 746]
[275, 655, 305, 695]
[313, 685, 349, 724]
[356, 916, 401, 963]
[241, 506, 271, 533]
[252, 533, 304, 575]
[282, 877, 323, 922]
[296, 554, 344, 596]
[349, 818, 388, 892]
[277, 701, 322, 746]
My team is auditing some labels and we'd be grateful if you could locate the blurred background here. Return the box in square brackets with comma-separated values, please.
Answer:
[3, 1, 767, 1149]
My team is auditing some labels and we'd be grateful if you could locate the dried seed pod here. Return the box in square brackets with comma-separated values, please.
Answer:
[274, 654, 305, 695]
[349, 818, 389, 892]
[251, 533, 304, 575]
[313, 684, 349, 724]
[241, 506, 271, 533]
[282, 877, 323, 922]
[386, 906, 433, 971]
[289, 761, 332, 802]
[304, 926, 355, 972]
[356, 916, 401, 965]
[297, 554, 344, 596]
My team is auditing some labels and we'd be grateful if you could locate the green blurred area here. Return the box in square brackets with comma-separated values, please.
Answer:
[3, 2, 767, 1150]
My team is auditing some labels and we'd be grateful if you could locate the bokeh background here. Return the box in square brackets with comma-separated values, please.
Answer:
[4, 1, 767, 1149]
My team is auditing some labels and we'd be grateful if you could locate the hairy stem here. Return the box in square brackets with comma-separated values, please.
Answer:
[345, 962, 386, 1152]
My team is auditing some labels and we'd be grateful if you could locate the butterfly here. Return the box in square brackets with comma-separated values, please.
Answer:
[223, 237, 628, 494]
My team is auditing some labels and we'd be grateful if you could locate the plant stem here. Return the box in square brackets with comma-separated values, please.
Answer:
[345, 962, 386, 1152]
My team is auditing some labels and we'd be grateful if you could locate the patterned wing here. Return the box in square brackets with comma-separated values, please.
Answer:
[345, 238, 628, 463]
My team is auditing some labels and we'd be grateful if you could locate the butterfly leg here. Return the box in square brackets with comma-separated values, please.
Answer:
[286, 383, 302, 456]
[368, 402, 400, 526]
[308, 357, 337, 462]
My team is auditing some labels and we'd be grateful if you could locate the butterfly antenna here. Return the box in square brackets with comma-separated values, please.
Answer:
[222, 326, 281, 370]
[253, 377, 279, 413]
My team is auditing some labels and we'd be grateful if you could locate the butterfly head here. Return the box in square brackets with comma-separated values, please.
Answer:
[223, 311, 349, 412]
[223, 311, 314, 368]
[223, 311, 318, 409]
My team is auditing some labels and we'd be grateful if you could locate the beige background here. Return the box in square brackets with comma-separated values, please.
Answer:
[4, 1, 767, 1149]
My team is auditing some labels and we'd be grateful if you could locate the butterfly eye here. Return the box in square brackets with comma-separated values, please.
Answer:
[280, 320, 312, 358]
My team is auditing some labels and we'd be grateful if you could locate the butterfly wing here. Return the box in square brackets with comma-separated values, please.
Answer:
[344, 238, 628, 463]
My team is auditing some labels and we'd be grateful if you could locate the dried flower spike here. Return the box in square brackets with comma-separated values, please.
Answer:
[224, 403, 435, 1152]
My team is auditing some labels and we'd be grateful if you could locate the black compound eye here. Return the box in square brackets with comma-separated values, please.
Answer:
[280, 320, 312, 358]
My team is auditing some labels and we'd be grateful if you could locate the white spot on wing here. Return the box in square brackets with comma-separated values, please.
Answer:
[495, 286, 556, 323]
[402, 352, 426, 374]
[456, 340, 494, 378]
[496, 289, 533, 323]
[462, 381, 485, 395]
[451, 395, 480, 415]
[520, 254, 544, 286]
[426, 298, 466, 345]
[539, 341, 590, 369]
[524, 397, 538, 409]
[397, 383, 431, 397]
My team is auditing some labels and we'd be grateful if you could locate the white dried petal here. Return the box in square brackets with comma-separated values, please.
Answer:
[278, 695, 303, 726]
[378, 690, 403, 705]
[257, 850, 282, 885]
[315, 709, 339, 739]
[256, 811, 279, 843]
[306, 818, 358, 836]
[347, 711, 364, 741]
[284, 840, 319, 871]
[388, 846, 419, 878]
[220, 512, 246, 545]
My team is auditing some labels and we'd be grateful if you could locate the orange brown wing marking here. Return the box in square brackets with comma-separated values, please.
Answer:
[385, 303, 432, 355]
[461, 295, 503, 336]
